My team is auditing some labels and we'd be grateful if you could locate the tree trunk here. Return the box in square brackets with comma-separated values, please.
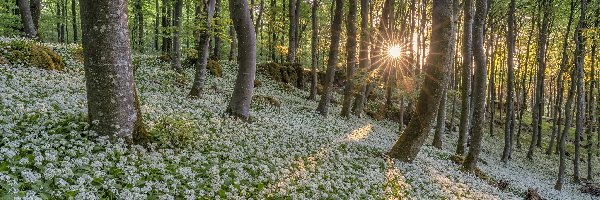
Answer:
[16, 0, 37, 38]
[433, 86, 448, 149]
[71, 0, 78, 43]
[388, 0, 454, 162]
[341, 0, 358, 118]
[308, 0, 319, 100]
[516, 12, 537, 149]
[352, 0, 371, 117]
[316, 0, 344, 116]
[227, 0, 257, 121]
[189, 0, 216, 98]
[229, 25, 237, 61]
[527, 0, 551, 159]
[555, 54, 579, 191]
[154, 0, 159, 51]
[80, 0, 148, 144]
[502, 0, 516, 163]
[213, 0, 222, 60]
[171, 0, 183, 72]
[30, 0, 41, 32]
[287, 0, 297, 62]
[547, 1, 575, 155]
[456, 0, 473, 156]
[573, 0, 586, 183]
[462, 0, 488, 172]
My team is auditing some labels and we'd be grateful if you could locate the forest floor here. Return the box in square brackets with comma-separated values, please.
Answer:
[1, 42, 598, 199]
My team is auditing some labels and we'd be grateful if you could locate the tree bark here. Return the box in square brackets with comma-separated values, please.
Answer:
[316, 0, 344, 116]
[308, 0, 319, 100]
[213, 0, 222, 60]
[229, 25, 237, 61]
[456, 0, 473, 156]
[555, 54, 579, 191]
[227, 0, 257, 121]
[388, 0, 454, 162]
[502, 0, 516, 162]
[463, 0, 488, 172]
[30, 0, 41, 32]
[527, 0, 552, 159]
[171, 0, 183, 71]
[154, 0, 159, 51]
[17, 0, 37, 38]
[352, 0, 371, 117]
[80, 0, 148, 144]
[341, 0, 358, 118]
[71, 0, 78, 43]
[189, 0, 216, 98]
[573, 0, 586, 183]
[287, 0, 297, 62]
[433, 85, 448, 149]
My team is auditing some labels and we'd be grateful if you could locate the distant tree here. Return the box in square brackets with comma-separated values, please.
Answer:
[213, 0, 222, 60]
[79, 0, 148, 144]
[462, 0, 488, 172]
[227, 0, 257, 121]
[387, 0, 454, 162]
[189, 0, 216, 98]
[16, 0, 37, 38]
[71, 0, 78, 43]
[316, 0, 343, 116]
[340, 0, 357, 118]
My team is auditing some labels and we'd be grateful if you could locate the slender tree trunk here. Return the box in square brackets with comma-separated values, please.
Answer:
[227, 0, 256, 121]
[154, 0, 159, 51]
[573, 0, 586, 183]
[555, 54, 579, 191]
[433, 86, 448, 149]
[456, 0, 473, 156]
[516, 13, 537, 149]
[213, 0, 222, 60]
[80, 0, 148, 144]
[527, 0, 552, 159]
[189, 0, 216, 98]
[502, 0, 516, 162]
[463, 0, 488, 172]
[229, 25, 237, 61]
[388, 0, 454, 162]
[547, 1, 575, 155]
[287, 0, 297, 62]
[71, 0, 78, 43]
[316, 0, 343, 116]
[308, 0, 319, 100]
[341, 0, 358, 118]
[171, 0, 183, 71]
[17, 0, 37, 38]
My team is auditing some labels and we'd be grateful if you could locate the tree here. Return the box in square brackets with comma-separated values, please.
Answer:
[462, 0, 488, 172]
[16, 0, 37, 38]
[213, 0, 222, 60]
[340, 0, 357, 118]
[547, 0, 575, 155]
[79, 0, 148, 144]
[171, 0, 183, 72]
[308, 0, 319, 100]
[527, 0, 552, 159]
[387, 0, 454, 162]
[287, 0, 298, 62]
[189, 0, 216, 98]
[71, 0, 78, 43]
[456, 0, 473, 156]
[227, 0, 257, 121]
[316, 0, 343, 116]
[30, 0, 41, 31]
[501, 0, 516, 163]
[572, 0, 586, 183]
[555, 53, 578, 191]
[352, 0, 371, 117]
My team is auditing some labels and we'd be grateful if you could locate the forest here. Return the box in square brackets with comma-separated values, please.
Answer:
[0, 0, 599, 199]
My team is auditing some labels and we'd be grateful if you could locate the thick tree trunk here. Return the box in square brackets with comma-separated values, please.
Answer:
[80, 0, 148, 144]
[17, 0, 37, 38]
[308, 0, 319, 100]
[341, 0, 357, 118]
[462, 0, 488, 172]
[316, 0, 343, 116]
[502, 0, 516, 163]
[527, 0, 551, 159]
[29, 0, 40, 32]
[352, 0, 371, 117]
[387, 0, 453, 162]
[456, 0, 473, 156]
[547, 1, 575, 155]
[227, 0, 256, 121]
[573, 0, 586, 183]
[171, 0, 183, 72]
[189, 0, 216, 98]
